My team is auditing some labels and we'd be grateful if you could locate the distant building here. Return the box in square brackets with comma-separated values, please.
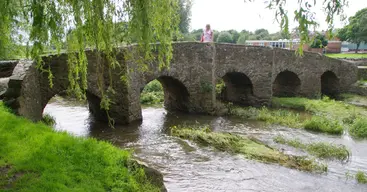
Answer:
[341, 42, 367, 52]
[244, 40, 342, 53]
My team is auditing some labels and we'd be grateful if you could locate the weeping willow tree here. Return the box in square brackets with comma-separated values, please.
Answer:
[0, 0, 348, 124]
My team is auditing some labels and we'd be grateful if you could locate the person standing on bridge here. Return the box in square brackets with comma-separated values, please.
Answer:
[201, 24, 214, 43]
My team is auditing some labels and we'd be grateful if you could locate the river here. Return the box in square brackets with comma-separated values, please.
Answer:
[44, 97, 367, 192]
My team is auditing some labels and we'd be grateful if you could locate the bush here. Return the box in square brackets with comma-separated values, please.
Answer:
[303, 116, 343, 135]
[140, 92, 164, 105]
[350, 118, 367, 138]
[217, 32, 233, 43]
[237, 34, 247, 45]
[143, 80, 163, 92]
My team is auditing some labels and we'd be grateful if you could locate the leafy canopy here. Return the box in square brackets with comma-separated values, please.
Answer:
[337, 8, 367, 52]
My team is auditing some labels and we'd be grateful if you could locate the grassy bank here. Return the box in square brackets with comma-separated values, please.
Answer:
[274, 135, 349, 161]
[171, 126, 327, 173]
[326, 53, 367, 59]
[271, 97, 367, 137]
[0, 103, 161, 191]
[228, 106, 304, 128]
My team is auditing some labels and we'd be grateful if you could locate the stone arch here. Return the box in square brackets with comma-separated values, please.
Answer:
[142, 76, 190, 112]
[273, 70, 301, 97]
[217, 72, 254, 106]
[321, 70, 340, 97]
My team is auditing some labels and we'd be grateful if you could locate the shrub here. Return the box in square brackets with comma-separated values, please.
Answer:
[217, 32, 233, 43]
[350, 118, 367, 138]
[303, 116, 343, 135]
[143, 80, 163, 92]
[236, 34, 247, 45]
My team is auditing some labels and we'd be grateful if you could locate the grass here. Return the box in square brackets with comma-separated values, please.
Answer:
[350, 118, 367, 139]
[229, 106, 303, 128]
[356, 171, 367, 184]
[41, 114, 56, 126]
[0, 102, 161, 191]
[171, 126, 327, 173]
[274, 135, 350, 161]
[303, 116, 344, 135]
[326, 53, 367, 59]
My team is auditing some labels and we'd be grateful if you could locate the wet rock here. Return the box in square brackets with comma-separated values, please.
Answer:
[131, 159, 167, 192]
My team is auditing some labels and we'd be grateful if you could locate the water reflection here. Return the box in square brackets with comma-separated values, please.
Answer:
[44, 99, 367, 192]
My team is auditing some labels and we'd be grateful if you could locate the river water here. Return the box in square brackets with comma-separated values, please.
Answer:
[44, 98, 367, 192]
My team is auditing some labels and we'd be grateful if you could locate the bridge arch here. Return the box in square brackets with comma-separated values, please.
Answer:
[217, 72, 254, 106]
[321, 70, 340, 97]
[141, 76, 190, 112]
[273, 70, 301, 97]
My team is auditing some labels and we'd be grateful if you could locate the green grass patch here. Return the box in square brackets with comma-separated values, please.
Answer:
[350, 118, 367, 139]
[274, 135, 350, 161]
[356, 171, 367, 184]
[229, 106, 303, 128]
[0, 102, 161, 191]
[326, 53, 367, 59]
[171, 126, 327, 173]
[303, 116, 344, 135]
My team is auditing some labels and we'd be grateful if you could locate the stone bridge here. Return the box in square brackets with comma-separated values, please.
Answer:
[0, 42, 358, 124]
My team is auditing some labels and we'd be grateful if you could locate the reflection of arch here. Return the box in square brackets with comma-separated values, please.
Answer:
[218, 72, 254, 106]
[273, 70, 301, 97]
[143, 76, 190, 112]
[321, 71, 339, 97]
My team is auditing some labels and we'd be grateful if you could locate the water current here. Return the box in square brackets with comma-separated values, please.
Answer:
[44, 98, 367, 192]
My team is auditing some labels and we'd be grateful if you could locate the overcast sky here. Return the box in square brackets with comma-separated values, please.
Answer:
[191, 0, 364, 33]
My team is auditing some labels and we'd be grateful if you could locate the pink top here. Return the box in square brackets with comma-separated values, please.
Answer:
[203, 29, 213, 42]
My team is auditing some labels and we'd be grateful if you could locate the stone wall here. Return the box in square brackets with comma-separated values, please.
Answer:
[1, 42, 359, 124]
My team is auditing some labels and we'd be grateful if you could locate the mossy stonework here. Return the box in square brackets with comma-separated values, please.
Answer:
[1, 42, 358, 125]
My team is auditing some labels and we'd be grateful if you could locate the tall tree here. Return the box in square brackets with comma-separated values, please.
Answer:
[178, 0, 193, 33]
[336, 8, 367, 53]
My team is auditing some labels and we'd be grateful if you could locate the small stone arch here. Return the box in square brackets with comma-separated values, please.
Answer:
[273, 70, 301, 97]
[321, 70, 340, 97]
[217, 72, 254, 106]
[142, 76, 190, 112]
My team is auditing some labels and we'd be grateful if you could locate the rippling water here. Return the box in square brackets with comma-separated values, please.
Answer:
[44, 98, 367, 192]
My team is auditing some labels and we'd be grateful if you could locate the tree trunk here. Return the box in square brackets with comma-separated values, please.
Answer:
[355, 43, 360, 53]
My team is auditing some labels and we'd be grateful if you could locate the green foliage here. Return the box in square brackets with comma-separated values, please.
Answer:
[140, 80, 164, 105]
[178, 0, 192, 34]
[171, 126, 327, 172]
[0, 102, 160, 191]
[310, 33, 328, 48]
[274, 135, 350, 161]
[215, 79, 225, 94]
[337, 8, 367, 53]
[226, 30, 240, 43]
[303, 116, 343, 135]
[41, 114, 56, 126]
[228, 106, 303, 128]
[217, 32, 233, 43]
[257, 108, 302, 128]
[254, 29, 271, 40]
[237, 34, 248, 45]
[356, 171, 367, 184]
[350, 118, 367, 139]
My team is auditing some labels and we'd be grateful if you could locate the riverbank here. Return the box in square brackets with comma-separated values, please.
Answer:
[0, 103, 164, 191]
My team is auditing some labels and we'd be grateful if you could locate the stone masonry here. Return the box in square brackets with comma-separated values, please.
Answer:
[1, 42, 358, 124]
